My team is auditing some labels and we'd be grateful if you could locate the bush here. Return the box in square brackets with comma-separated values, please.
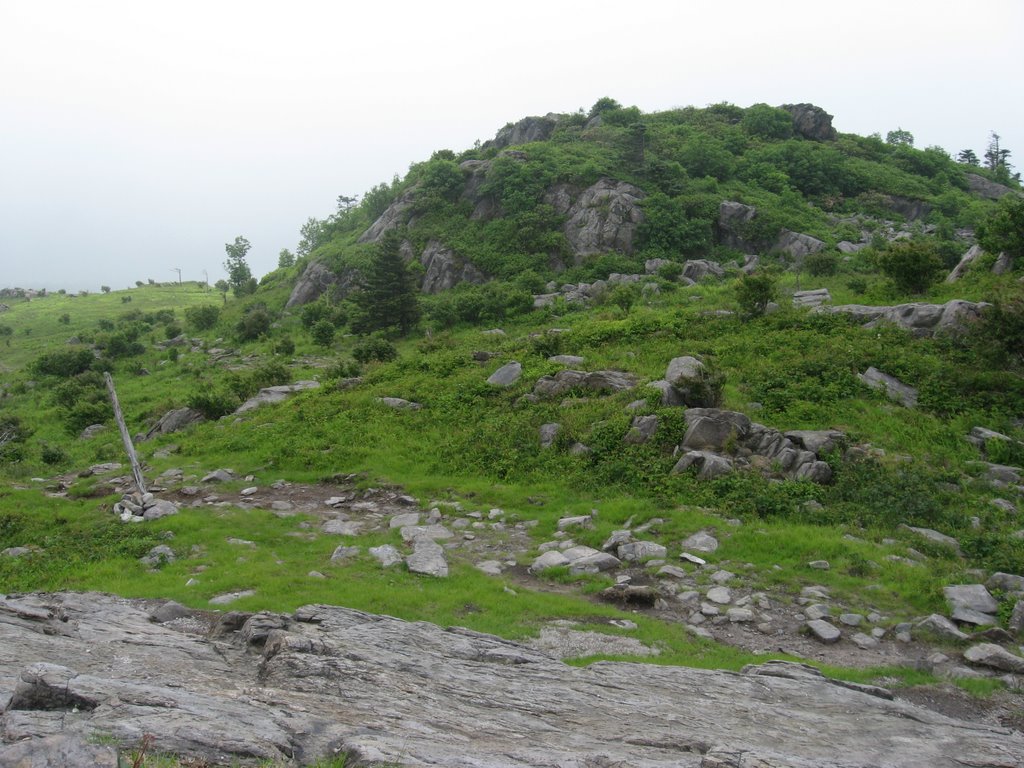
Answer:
[353, 336, 397, 364]
[876, 240, 943, 294]
[184, 305, 220, 331]
[186, 386, 240, 419]
[310, 318, 336, 347]
[805, 252, 838, 277]
[58, 314, 70, 325]
[40, 443, 68, 466]
[0, 415, 31, 463]
[274, 336, 295, 356]
[32, 348, 95, 378]
[236, 305, 272, 341]
[735, 273, 777, 317]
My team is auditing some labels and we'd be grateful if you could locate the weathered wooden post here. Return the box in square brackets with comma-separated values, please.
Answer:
[104, 372, 147, 496]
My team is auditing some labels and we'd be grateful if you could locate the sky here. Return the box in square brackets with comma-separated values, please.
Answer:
[1, 0, 1022, 292]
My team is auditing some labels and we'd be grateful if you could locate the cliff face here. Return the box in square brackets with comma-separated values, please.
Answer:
[3, 592, 1022, 767]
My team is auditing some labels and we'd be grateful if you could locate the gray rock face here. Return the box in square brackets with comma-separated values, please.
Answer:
[992, 252, 1014, 275]
[781, 103, 837, 141]
[624, 415, 659, 444]
[561, 179, 645, 261]
[858, 367, 918, 408]
[358, 188, 416, 243]
[966, 173, 1015, 200]
[947, 244, 984, 283]
[285, 261, 360, 308]
[717, 201, 758, 252]
[987, 572, 1024, 594]
[141, 407, 205, 440]
[814, 300, 990, 337]
[419, 240, 488, 294]
[0, 732, 118, 767]
[487, 361, 523, 387]
[963, 643, 1024, 673]
[405, 537, 448, 577]
[235, 381, 320, 415]
[533, 369, 637, 398]
[483, 113, 561, 150]
[775, 230, 826, 260]
[681, 259, 725, 282]
[682, 409, 752, 451]
[3, 593, 1021, 767]
[671, 450, 733, 479]
[792, 288, 831, 308]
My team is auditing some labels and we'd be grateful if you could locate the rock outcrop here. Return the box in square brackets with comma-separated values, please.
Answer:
[285, 261, 360, 308]
[2, 593, 1021, 767]
[140, 407, 205, 440]
[814, 300, 990, 336]
[717, 200, 758, 252]
[966, 173, 1015, 200]
[235, 381, 320, 415]
[482, 114, 561, 151]
[947, 244, 984, 282]
[781, 103, 838, 141]
[419, 240, 488, 294]
[559, 179, 645, 261]
[358, 188, 417, 243]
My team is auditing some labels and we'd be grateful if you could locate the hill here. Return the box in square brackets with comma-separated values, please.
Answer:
[1, 99, 1024, 765]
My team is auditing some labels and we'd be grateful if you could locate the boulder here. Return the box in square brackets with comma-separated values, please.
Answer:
[900, 525, 961, 555]
[377, 397, 422, 411]
[681, 408, 752, 451]
[781, 103, 837, 141]
[717, 201, 758, 251]
[665, 355, 705, 388]
[943, 584, 998, 626]
[946, 244, 984, 283]
[624, 415, 658, 444]
[617, 541, 667, 562]
[369, 545, 403, 568]
[539, 422, 561, 449]
[966, 173, 1014, 200]
[533, 369, 637, 398]
[549, 354, 585, 366]
[987, 572, 1024, 594]
[963, 643, 1024, 673]
[671, 450, 733, 480]
[784, 429, 845, 456]
[681, 259, 725, 282]
[792, 288, 831, 308]
[648, 379, 686, 407]
[487, 361, 522, 387]
[858, 367, 918, 408]
[405, 537, 448, 577]
[531, 550, 570, 571]
[916, 614, 969, 642]
[235, 381, 320, 415]
[814, 300, 990, 337]
[568, 552, 621, 574]
[285, 261, 360, 308]
[561, 179, 645, 261]
[806, 619, 841, 644]
[141, 407, 205, 440]
[775, 230, 826, 260]
[682, 530, 719, 553]
[358, 188, 416, 243]
[79, 423, 108, 439]
[992, 252, 1014, 275]
[419, 240, 488, 294]
[0, 733, 118, 768]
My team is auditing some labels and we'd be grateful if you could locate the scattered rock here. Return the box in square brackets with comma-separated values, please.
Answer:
[539, 422, 561, 449]
[330, 545, 360, 562]
[487, 361, 523, 387]
[793, 288, 831, 308]
[406, 537, 448, 577]
[533, 369, 638, 398]
[202, 469, 236, 483]
[617, 541, 667, 562]
[624, 415, 658, 444]
[682, 531, 719, 553]
[916, 614, 969, 642]
[208, 589, 255, 605]
[963, 643, 1024, 673]
[814, 300, 990, 337]
[139, 545, 175, 567]
[141, 407, 206, 439]
[369, 545, 403, 568]
[900, 525, 962, 555]
[235, 381, 320, 415]
[858, 367, 918, 408]
[377, 397, 423, 411]
[943, 584, 998, 626]
[532, 551, 570, 571]
[806, 619, 841, 644]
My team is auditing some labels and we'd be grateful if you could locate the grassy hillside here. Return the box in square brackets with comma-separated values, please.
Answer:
[2, 101, 1023, 692]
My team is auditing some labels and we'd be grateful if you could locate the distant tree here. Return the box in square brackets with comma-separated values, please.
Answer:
[184, 304, 220, 331]
[297, 217, 328, 258]
[336, 195, 358, 214]
[101, 285, 111, 294]
[877, 240, 943, 294]
[351, 231, 420, 336]
[957, 148, 980, 166]
[223, 236, 254, 296]
[886, 128, 914, 147]
[277, 248, 296, 268]
[214, 279, 229, 294]
[588, 97, 622, 119]
[984, 131, 1015, 183]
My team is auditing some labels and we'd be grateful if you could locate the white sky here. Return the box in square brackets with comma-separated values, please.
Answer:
[1, 0, 1022, 291]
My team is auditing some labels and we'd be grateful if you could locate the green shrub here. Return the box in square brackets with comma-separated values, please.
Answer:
[353, 336, 397, 364]
[876, 240, 943, 294]
[236, 305, 272, 341]
[184, 304, 220, 331]
[274, 337, 296, 356]
[40, 443, 68, 466]
[311, 319, 336, 347]
[805, 252, 838, 277]
[186, 386, 240, 419]
[735, 273, 777, 317]
[31, 348, 95, 378]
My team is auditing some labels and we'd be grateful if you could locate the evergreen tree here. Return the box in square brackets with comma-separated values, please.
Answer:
[352, 231, 420, 336]
[957, 148, 979, 166]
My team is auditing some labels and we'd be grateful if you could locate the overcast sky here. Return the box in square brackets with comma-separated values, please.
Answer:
[2, 0, 1022, 291]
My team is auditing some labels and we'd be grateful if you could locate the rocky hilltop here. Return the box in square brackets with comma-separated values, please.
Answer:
[2, 592, 1023, 767]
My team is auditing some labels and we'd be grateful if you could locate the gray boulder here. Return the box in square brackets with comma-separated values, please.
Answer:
[549, 354, 585, 366]
[358, 188, 416, 243]
[377, 397, 422, 411]
[681, 408, 752, 451]
[946, 244, 984, 283]
[533, 369, 637, 398]
[483, 114, 561, 150]
[900, 525, 962, 555]
[671, 450, 733, 480]
[235, 381, 320, 415]
[987, 572, 1024, 594]
[966, 173, 1015, 200]
[624, 415, 658, 444]
[992, 252, 1014, 275]
[419, 240, 488, 294]
[916, 614, 969, 642]
[792, 288, 831, 308]
[487, 361, 522, 387]
[0, 733, 118, 768]
[944, 584, 998, 626]
[814, 300, 990, 337]
[681, 259, 725, 282]
[858, 367, 918, 408]
[775, 230, 826, 260]
[141, 407, 205, 440]
[781, 103, 837, 141]
[682, 530, 719, 553]
[617, 541, 667, 562]
[369, 545, 403, 568]
[784, 429, 845, 456]
[963, 643, 1024, 673]
[806, 619, 841, 644]
[139, 545, 175, 567]
[561, 179, 645, 261]
[405, 537, 448, 578]
[539, 422, 561, 449]
[717, 201, 759, 251]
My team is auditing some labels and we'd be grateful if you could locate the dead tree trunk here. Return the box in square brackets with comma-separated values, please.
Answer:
[104, 372, 147, 496]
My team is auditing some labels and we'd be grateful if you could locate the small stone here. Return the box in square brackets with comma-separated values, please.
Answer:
[532, 551, 570, 571]
[308, 571, 326, 579]
[369, 545, 402, 568]
[240, 486, 258, 496]
[330, 545, 360, 562]
[270, 500, 293, 511]
[557, 515, 592, 530]
[680, 552, 706, 566]
[710, 570, 735, 584]
[727, 608, 755, 623]
[805, 604, 831, 621]
[657, 565, 688, 580]
[851, 632, 879, 650]
[706, 586, 732, 605]
[808, 560, 830, 570]
[390, 512, 422, 529]
[682, 531, 718, 553]
[617, 541, 667, 562]
[839, 613, 864, 627]
[208, 589, 255, 605]
[807, 619, 841, 644]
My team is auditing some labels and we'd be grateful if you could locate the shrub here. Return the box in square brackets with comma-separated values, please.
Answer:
[805, 252, 838, 277]
[300, 301, 332, 330]
[40, 443, 68, 466]
[236, 305, 272, 341]
[58, 314, 70, 325]
[353, 336, 397, 364]
[846, 277, 868, 295]
[32, 348, 95, 378]
[274, 336, 295, 356]
[735, 273, 777, 317]
[186, 386, 239, 419]
[184, 305, 220, 331]
[876, 240, 943, 294]
[164, 323, 182, 340]
[0, 415, 31, 463]
[311, 319, 336, 347]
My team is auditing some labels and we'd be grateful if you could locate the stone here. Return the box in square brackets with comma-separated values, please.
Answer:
[286, 260, 359, 307]
[717, 201, 759, 251]
[322, 519, 363, 536]
[201, 468, 235, 483]
[2, 593, 1023, 766]
[966, 172, 1015, 200]
[330, 545, 360, 562]
[727, 608, 755, 623]
[901, 525, 962, 555]
[944, 584, 998, 626]
[548, 354, 585, 366]
[531, 550, 570, 571]
[807, 619, 841, 644]
[419, 240, 488, 294]
[775, 230, 826, 260]
[814, 300, 990, 337]
[533, 369, 638, 398]
[369, 545, 403, 568]
[602, 530, 632, 551]
[681, 408, 751, 451]
[539, 422, 561, 449]
[706, 586, 732, 605]
[916, 614, 969, 641]
[0, 733, 118, 768]
[839, 613, 864, 627]
[139, 545, 175, 567]
[486, 361, 522, 387]
[657, 565, 688, 579]
[647, 379, 685, 406]
[963, 643, 1024, 674]
[624, 414, 658, 444]
[808, 560, 830, 571]
[557, 515, 592, 530]
[1010, 600, 1024, 635]
[399, 524, 452, 542]
[208, 589, 255, 605]
[682, 531, 719, 553]
[946, 244, 984, 282]
[805, 604, 831, 621]
[389, 512, 421, 529]
[617, 541, 667, 562]
[405, 537, 448, 577]
[569, 552, 621, 574]
[987, 572, 1024, 594]
[377, 397, 422, 410]
[851, 633, 879, 650]
[235, 381, 320, 415]
[483, 113, 560, 150]
[560, 179, 645, 261]
[79, 423, 108, 439]
[710, 570, 735, 584]
[992, 252, 1014, 275]
[792, 288, 831, 308]
[858, 367, 918, 408]
[141, 407, 206, 440]
[681, 259, 725, 282]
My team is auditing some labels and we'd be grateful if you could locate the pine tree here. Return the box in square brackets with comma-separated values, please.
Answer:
[352, 231, 420, 336]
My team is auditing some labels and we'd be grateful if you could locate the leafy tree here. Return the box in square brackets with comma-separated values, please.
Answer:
[957, 148, 979, 166]
[223, 236, 254, 296]
[805, 251, 838, 277]
[278, 249, 296, 268]
[297, 217, 328, 258]
[214, 279, 229, 294]
[351, 231, 420, 336]
[974, 288, 1024, 368]
[608, 284, 639, 314]
[361, 176, 402, 221]
[886, 128, 914, 147]
[184, 304, 220, 331]
[978, 194, 1024, 261]
[736, 273, 777, 318]
[101, 285, 111, 293]
[876, 240, 943, 294]
[353, 335, 397, 364]
[588, 97, 622, 119]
